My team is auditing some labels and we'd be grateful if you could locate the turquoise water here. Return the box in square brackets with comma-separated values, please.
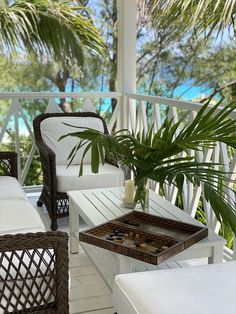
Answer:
[173, 81, 212, 100]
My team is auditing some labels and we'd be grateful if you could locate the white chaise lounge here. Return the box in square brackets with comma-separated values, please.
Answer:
[0, 151, 69, 313]
[113, 261, 236, 314]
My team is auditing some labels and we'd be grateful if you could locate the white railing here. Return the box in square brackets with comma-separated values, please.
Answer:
[0, 92, 122, 184]
[126, 93, 236, 259]
[0, 91, 235, 258]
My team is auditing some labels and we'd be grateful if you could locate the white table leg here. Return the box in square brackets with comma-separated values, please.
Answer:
[69, 197, 79, 254]
[208, 244, 224, 264]
[118, 255, 134, 274]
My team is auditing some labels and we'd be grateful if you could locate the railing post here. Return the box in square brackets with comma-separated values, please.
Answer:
[13, 99, 21, 180]
[117, 0, 137, 129]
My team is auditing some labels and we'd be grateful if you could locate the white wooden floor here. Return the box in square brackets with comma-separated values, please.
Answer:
[28, 194, 114, 314]
[28, 192, 212, 314]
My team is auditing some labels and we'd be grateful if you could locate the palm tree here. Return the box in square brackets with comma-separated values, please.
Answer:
[147, 0, 236, 38]
[0, 0, 105, 63]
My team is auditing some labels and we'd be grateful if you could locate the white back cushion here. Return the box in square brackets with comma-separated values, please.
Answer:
[0, 176, 26, 200]
[40, 116, 105, 165]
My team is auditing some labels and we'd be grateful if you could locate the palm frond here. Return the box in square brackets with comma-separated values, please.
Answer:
[62, 99, 236, 233]
[0, 0, 105, 61]
[147, 0, 236, 38]
[204, 184, 236, 234]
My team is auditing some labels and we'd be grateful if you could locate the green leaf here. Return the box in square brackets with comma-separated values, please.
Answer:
[91, 143, 99, 173]
[79, 142, 93, 177]
[204, 184, 236, 234]
[0, 0, 105, 61]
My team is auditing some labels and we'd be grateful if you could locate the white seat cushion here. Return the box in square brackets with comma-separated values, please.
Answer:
[112, 261, 236, 314]
[40, 116, 105, 165]
[0, 199, 45, 235]
[0, 191, 50, 312]
[0, 176, 26, 200]
[56, 163, 120, 192]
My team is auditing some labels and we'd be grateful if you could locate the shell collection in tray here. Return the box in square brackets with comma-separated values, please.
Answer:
[79, 211, 208, 265]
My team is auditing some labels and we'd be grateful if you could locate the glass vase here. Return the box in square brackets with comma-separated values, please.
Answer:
[133, 177, 149, 212]
[119, 163, 149, 211]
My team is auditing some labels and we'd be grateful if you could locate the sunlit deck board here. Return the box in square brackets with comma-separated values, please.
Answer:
[69, 248, 113, 314]
[29, 195, 114, 314]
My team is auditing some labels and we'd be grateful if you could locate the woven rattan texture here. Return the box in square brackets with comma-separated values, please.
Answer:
[0, 232, 69, 314]
[0, 152, 17, 178]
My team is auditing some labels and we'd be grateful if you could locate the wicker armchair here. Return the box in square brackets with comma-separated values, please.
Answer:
[0, 152, 69, 313]
[33, 112, 120, 231]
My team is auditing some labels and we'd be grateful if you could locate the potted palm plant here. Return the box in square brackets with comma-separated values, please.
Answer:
[60, 100, 236, 234]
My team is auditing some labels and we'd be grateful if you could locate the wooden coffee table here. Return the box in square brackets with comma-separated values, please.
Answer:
[68, 187, 225, 288]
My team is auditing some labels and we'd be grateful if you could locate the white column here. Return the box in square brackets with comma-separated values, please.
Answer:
[117, 0, 137, 129]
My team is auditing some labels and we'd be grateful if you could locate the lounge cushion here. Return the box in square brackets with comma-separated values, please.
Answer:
[0, 176, 26, 200]
[0, 199, 45, 235]
[56, 163, 120, 192]
[40, 116, 104, 165]
[0, 174, 55, 312]
[112, 261, 236, 314]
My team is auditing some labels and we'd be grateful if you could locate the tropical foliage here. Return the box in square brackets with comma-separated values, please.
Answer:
[61, 99, 236, 234]
[0, 0, 105, 62]
[148, 0, 236, 38]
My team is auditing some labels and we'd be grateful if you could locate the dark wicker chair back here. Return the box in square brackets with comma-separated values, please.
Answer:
[33, 112, 110, 231]
[0, 232, 69, 314]
[0, 152, 17, 178]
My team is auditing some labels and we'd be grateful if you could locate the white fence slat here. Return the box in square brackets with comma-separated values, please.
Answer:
[153, 103, 162, 131]
[125, 93, 236, 118]
[0, 104, 14, 142]
[128, 98, 136, 133]
[135, 102, 142, 134]
[108, 99, 120, 133]
[227, 154, 236, 188]
[140, 100, 148, 134]
[19, 106, 35, 139]
[46, 98, 61, 113]
[81, 97, 96, 113]
[13, 99, 21, 180]
[220, 142, 230, 172]
[21, 143, 37, 184]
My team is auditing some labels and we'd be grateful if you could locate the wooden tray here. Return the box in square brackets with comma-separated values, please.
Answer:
[115, 211, 205, 241]
[79, 211, 208, 265]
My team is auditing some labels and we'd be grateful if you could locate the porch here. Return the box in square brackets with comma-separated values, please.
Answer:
[1, 90, 235, 258]
[0, 0, 236, 312]
[27, 189, 217, 314]
[0, 0, 235, 256]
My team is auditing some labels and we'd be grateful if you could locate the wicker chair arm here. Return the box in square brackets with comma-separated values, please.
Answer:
[0, 231, 69, 314]
[36, 140, 56, 163]
[0, 151, 17, 178]
[36, 140, 57, 188]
